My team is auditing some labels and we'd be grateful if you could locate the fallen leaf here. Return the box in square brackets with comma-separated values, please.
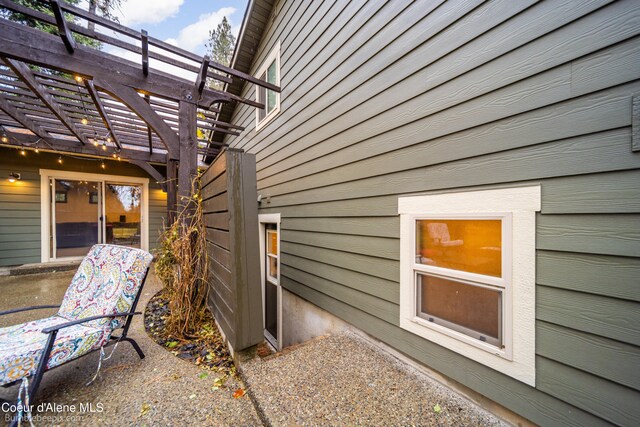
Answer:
[166, 341, 178, 348]
[233, 389, 245, 399]
[198, 372, 209, 380]
[140, 402, 151, 416]
[211, 386, 220, 392]
[433, 404, 442, 414]
[189, 394, 197, 399]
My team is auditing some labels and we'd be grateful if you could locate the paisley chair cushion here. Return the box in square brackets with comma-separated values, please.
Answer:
[57, 244, 153, 330]
[0, 316, 109, 386]
[0, 244, 152, 386]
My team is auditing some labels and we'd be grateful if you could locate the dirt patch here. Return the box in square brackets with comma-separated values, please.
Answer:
[143, 289, 235, 377]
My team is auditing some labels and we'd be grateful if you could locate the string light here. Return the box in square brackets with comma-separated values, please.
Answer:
[58, 156, 63, 164]
[101, 141, 107, 151]
[106, 136, 112, 143]
[100, 161, 106, 169]
[112, 153, 117, 158]
[20, 147, 26, 156]
[74, 75, 83, 83]
[92, 139, 99, 147]
[81, 117, 89, 125]
[1, 131, 7, 143]
[34, 147, 39, 153]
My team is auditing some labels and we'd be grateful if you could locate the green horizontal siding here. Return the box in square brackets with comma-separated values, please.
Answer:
[223, 0, 640, 425]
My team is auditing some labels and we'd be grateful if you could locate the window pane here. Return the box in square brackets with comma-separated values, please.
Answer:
[266, 89, 277, 114]
[416, 219, 502, 277]
[54, 180, 99, 258]
[267, 230, 277, 255]
[265, 60, 278, 114]
[267, 60, 277, 84]
[268, 255, 278, 280]
[418, 274, 501, 346]
[105, 183, 141, 249]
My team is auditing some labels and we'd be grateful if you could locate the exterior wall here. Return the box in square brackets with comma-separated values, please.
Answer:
[0, 148, 166, 266]
[222, 1, 640, 425]
[202, 150, 263, 351]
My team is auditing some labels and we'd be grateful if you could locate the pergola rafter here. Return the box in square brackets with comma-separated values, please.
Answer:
[0, 0, 280, 222]
[4, 58, 89, 145]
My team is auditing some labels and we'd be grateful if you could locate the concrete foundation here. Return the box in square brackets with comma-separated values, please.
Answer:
[281, 288, 349, 348]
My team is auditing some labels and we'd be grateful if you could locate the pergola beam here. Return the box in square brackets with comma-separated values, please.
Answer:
[0, 18, 260, 110]
[1, 130, 166, 163]
[50, 0, 76, 53]
[94, 78, 179, 159]
[83, 79, 122, 150]
[3, 58, 89, 145]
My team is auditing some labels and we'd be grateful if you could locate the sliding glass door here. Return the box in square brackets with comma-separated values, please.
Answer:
[43, 170, 148, 262]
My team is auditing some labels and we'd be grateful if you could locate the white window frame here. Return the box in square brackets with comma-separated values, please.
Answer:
[399, 186, 540, 386]
[40, 169, 149, 263]
[258, 213, 282, 351]
[255, 41, 281, 132]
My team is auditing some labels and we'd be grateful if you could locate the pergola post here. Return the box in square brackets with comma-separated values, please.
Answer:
[166, 159, 178, 225]
[178, 100, 198, 218]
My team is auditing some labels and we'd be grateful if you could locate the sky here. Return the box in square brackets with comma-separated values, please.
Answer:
[111, 0, 247, 56]
[77, 0, 248, 80]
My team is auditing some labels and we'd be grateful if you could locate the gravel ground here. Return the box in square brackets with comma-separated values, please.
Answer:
[1, 270, 511, 427]
[241, 333, 510, 427]
[0, 271, 260, 427]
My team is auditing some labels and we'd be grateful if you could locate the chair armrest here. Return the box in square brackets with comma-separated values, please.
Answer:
[41, 312, 141, 334]
[0, 305, 60, 317]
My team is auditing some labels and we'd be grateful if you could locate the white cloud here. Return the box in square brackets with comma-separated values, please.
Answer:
[116, 0, 184, 27]
[167, 7, 236, 54]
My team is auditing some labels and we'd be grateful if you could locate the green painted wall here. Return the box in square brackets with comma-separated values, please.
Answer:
[222, 0, 640, 425]
[0, 148, 166, 266]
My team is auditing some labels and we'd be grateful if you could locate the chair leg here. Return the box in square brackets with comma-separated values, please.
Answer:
[122, 337, 145, 359]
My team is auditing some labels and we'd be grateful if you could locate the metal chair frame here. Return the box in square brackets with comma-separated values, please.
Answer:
[0, 267, 150, 426]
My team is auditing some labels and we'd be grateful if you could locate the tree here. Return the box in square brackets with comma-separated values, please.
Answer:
[88, 0, 122, 31]
[2, 0, 121, 49]
[205, 16, 236, 90]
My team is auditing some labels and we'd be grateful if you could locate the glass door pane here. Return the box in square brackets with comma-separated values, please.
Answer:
[264, 224, 278, 345]
[53, 179, 100, 258]
[105, 183, 142, 248]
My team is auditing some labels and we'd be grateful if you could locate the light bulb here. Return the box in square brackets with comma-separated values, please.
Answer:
[74, 75, 83, 82]
[58, 156, 63, 164]
[81, 117, 88, 125]
[35, 148, 39, 153]
[93, 139, 99, 147]
[101, 142, 107, 151]
[112, 153, 117, 158]
[1, 135, 7, 143]
[101, 161, 105, 169]
[20, 148, 26, 156]
[107, 137, 112, 143]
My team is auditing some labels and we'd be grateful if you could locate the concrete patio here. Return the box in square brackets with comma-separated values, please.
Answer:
[1, 270, 512, 426]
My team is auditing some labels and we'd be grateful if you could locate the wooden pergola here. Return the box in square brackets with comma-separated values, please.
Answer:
[0, 0, 278, 221]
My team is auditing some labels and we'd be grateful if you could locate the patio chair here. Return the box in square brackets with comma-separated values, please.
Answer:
[0, 244, 153, 426]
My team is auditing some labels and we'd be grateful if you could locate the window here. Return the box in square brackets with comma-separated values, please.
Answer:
[255, 42, 280, 130]
[399, 186, 540, 386]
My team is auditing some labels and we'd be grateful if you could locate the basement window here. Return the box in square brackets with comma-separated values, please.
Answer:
[398, 186, 540, 386]
[255, 42, 280, 131]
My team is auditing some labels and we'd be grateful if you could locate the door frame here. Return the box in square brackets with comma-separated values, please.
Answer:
[39, 169, 149, 262]
[258, 213, 282, 350]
